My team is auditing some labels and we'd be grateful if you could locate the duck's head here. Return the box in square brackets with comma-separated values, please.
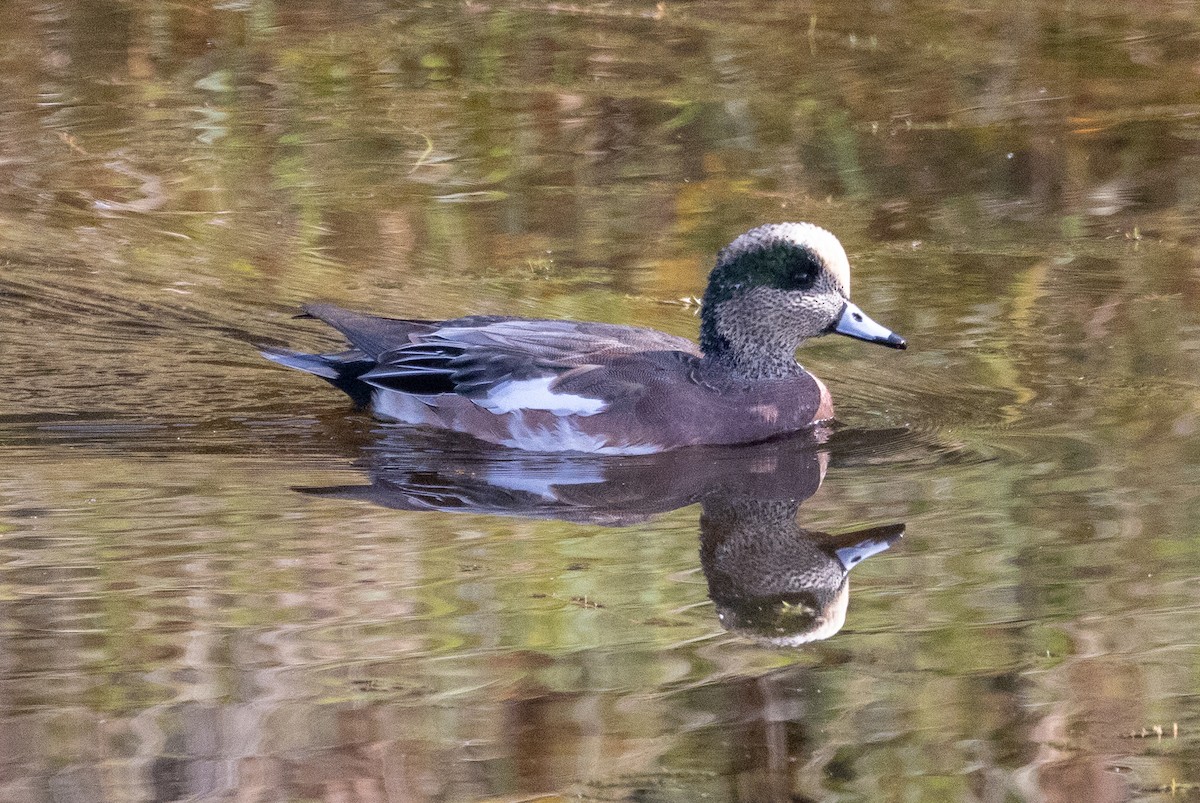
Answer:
[699, 223, 905, 378]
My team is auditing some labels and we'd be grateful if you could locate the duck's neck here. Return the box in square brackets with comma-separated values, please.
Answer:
[699, 305, 806, 380]
[700, 496, 803, 541]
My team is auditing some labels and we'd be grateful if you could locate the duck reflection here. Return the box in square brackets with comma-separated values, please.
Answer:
[305, 428, 904, 644]
[701, 495, 902, 646]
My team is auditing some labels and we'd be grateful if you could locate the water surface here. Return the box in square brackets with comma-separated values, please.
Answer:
[2, 1, 1200, 801]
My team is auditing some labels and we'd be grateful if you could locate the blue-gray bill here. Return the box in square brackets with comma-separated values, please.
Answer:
[832, 301, 907, 349]
[833, 523, 906, 569]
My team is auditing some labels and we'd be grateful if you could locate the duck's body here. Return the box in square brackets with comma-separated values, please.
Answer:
[264, 223, 905, 453]
[266, 306, 833, 453]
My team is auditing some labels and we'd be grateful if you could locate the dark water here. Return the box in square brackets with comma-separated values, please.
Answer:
[2, 1, 1200, 801]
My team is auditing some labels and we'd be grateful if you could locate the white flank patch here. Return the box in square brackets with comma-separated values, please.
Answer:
[476, 377, 606, 416]
[501, 416, 658, 455]
[372, 386, 658, 454]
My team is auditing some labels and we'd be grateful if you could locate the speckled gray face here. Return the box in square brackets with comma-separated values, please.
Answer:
[699, 222, 906, 376]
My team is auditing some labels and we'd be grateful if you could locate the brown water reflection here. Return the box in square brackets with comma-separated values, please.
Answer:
[3, 0, 1200, 800]
[311, 429, 905, 644]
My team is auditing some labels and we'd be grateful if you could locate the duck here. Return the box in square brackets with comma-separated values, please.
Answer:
[262, 222, 906, 454]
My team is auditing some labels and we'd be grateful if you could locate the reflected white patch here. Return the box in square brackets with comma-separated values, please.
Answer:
[477, 376, 606, 416]
[483, 461, 606, 500]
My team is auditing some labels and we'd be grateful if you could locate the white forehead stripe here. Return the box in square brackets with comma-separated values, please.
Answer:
[794, 223, 850, 295]
[725, 222, 852, 295]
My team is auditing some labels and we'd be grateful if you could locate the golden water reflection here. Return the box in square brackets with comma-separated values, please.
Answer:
[1, 426, 915, 802]
[2, 0, 1200, 800]
[316, 429, 906, 645]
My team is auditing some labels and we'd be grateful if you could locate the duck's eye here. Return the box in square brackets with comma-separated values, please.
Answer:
[754, 243, 822, 291]
[784, 250, 821, 290]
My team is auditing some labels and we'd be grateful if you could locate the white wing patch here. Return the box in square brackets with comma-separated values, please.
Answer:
[476, 377, 606, 416]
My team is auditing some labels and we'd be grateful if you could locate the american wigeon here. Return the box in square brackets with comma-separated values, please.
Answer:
[263, 222, 905, 453]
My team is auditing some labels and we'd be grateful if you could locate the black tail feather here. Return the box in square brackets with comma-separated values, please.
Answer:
[261, 348, 376, 406]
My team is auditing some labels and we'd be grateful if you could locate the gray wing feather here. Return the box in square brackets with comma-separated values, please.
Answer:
[359, 319, 698, 398]
[302, 303, 435, 358]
